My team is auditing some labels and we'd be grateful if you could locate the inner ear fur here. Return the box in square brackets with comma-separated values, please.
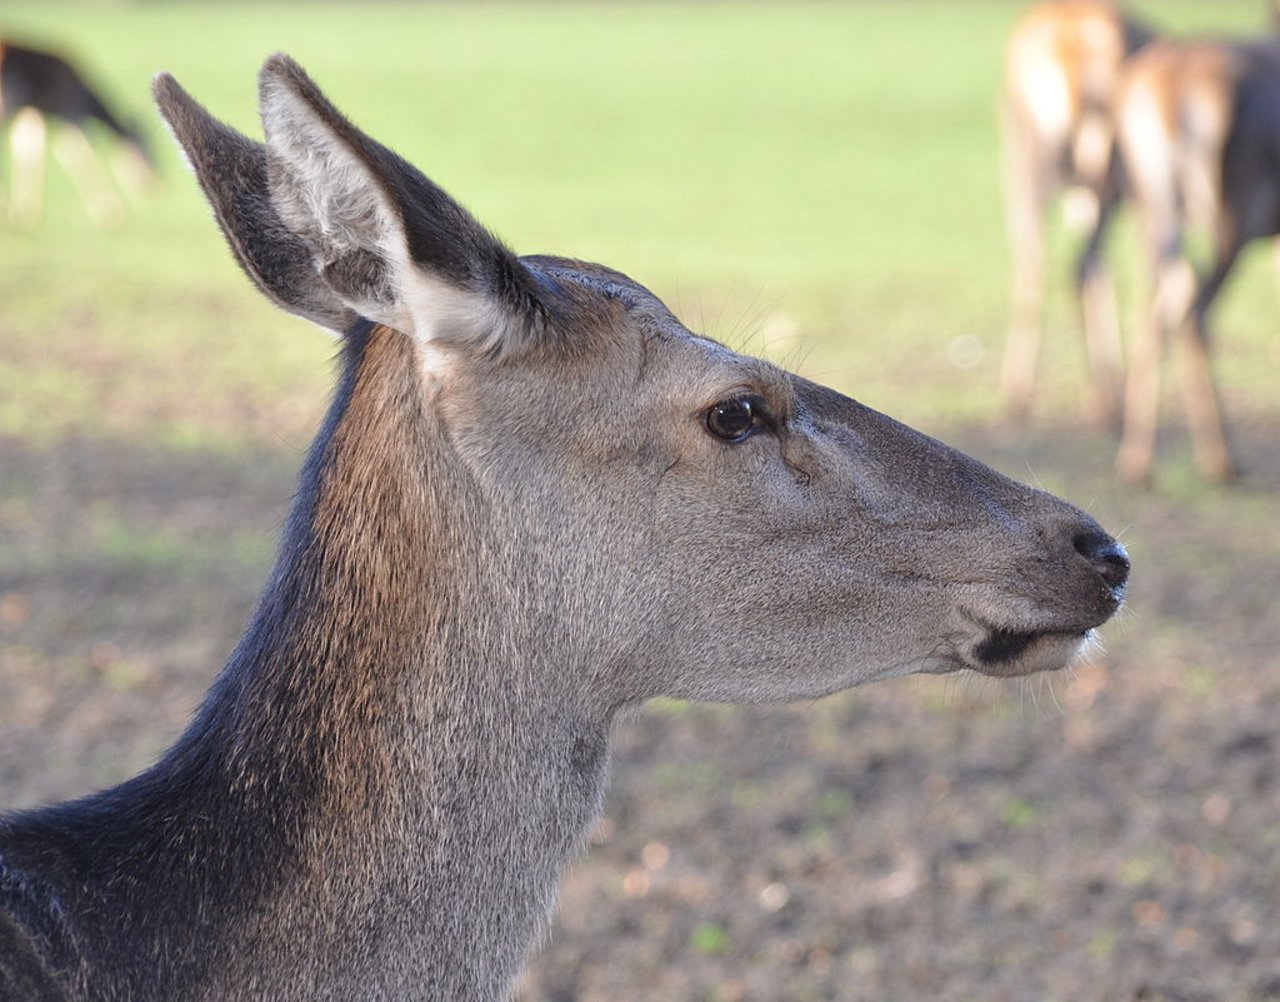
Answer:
[255, 53, 554, 356]
[155, 56, 558, 355]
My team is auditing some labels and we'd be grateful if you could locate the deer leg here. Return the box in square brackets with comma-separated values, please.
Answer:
[110, 140, 156, 203]
[1074, 191, 1123, 430]
[1115, 290, 1164, 486]
[8, 107, 47, 226]
[1175, 321, 1235, 482]
[1117, 231, 1191, 486]
[1175, 232, 1240, 483]
[52, 124, 125, 227]
[1271, 238, 1280, 364]
[999, 102, 1050, 421]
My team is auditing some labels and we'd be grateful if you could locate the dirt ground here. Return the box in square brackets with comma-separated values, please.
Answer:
[1, 413, 1278, 1002]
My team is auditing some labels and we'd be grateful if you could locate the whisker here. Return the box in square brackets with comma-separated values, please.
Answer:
[1046, 673, 1066, 717]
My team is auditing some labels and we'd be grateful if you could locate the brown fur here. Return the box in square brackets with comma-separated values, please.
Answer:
[1114, 37, 1280, 483]
[1000, 0, 1155, 425]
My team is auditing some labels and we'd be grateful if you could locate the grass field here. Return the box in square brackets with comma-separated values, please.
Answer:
[2, 3, 1279, 1000]
[2, 0, 1277, 446]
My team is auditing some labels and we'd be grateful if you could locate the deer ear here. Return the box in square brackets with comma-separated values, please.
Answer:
[152, 73, 358, 335]
[255, 53, 547, 356]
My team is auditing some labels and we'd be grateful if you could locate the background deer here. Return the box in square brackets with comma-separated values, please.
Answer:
[1112, 36, 1280, 483]
[0, 38, 154, 226]
[999, 0, 1154, 426]
[0, 55, 1129, 1001]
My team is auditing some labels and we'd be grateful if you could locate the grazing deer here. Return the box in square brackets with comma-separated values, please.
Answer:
[1112, 36, 1280, 483]
[0, 38, 154, 226]
[0, 55, 1129, 1001]
[1000, 0, 1154, 425]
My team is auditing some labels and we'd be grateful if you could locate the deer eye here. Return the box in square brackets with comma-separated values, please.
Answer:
[705, 396, 765, 442]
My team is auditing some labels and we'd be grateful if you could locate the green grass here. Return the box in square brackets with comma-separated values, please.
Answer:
[3, 0, 1277, 450]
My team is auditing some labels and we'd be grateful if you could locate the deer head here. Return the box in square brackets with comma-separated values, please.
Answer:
[154, 55, 1127, 714]
[0, 55, 1135, 1002]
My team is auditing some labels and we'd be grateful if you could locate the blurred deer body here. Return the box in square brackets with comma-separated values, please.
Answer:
[1000, 0, 1154, 424]
[0, 39, 153, 226]
[1113, 37, 1280, 482]
[0, 57, 1128, 1001]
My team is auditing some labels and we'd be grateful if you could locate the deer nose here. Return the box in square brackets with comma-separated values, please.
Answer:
[1073, 531, 1130, 594]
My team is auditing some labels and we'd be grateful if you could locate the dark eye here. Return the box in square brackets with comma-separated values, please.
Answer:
[705, 396, 764, 442]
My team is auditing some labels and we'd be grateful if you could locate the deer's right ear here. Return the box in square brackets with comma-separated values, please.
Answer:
[152, 73, 358, 335]
[155, 61, 553, 357]
[254, 54, 551, 359]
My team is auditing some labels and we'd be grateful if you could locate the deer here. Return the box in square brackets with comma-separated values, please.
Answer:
[0, 37, 155, 226]
[999, 0, 1155, 426]
[1112, 35, 1280, 484]
[0, 55, 1130, 1001]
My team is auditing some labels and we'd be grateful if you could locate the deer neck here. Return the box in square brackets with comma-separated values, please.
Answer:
[225, 323, 611, 998]
[82, 324, 612, 1000]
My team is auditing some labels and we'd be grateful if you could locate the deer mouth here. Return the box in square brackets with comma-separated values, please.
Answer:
[971, 626, 1095, 677]
[952, 612, 1099, 678]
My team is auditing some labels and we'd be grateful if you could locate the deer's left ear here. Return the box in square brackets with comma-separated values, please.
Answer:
[257, 53, 550, 356]
[153, 73, 359, 335]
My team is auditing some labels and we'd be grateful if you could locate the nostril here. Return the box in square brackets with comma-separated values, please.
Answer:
[1095, 545, 1131, 591]
[1073, 532, 1131, 591]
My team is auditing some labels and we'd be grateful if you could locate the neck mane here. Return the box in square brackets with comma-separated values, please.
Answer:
[4, 323, 612, 1002]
